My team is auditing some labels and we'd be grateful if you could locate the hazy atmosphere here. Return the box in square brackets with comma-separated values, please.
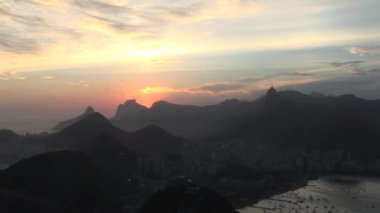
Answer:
[1, 0, 380, 133]
[1, 1, 380, 213]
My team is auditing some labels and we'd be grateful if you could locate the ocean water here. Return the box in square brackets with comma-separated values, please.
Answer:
[239, 175, 380, 213]
[0, 119, 54, 134]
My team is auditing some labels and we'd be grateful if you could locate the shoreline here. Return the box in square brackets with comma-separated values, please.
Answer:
[232, 175, 310, 210]
[232, 172, 380, 211]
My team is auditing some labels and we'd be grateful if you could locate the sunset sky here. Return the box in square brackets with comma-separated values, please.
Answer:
[1, 0, 380, 133]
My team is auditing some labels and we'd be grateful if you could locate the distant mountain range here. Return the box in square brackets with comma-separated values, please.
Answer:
[5, 87, 380, 167]
[110, 99, 252, 140]
[226, 88, 380, 159]
[2, 87, 380, 212]
[82, 88, 380, 158]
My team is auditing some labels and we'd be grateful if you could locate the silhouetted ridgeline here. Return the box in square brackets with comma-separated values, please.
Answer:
[226, 88, 380, 160]
[1, 88, 380, 212]
[109, 88, 380, 153]
[110, 98, 252, 140]
[53, 106, 95, 131]
[53, 113, 185, 178]
[0, 130, 18, 143]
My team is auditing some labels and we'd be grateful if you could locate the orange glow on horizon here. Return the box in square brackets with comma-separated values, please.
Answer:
[139, 87, 184, 95]
[135, 94, 165, 108]
[136, 86, 184, 107]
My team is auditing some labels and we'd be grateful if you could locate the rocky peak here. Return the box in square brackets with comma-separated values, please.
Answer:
[266, 86, 277, 97]
[114, 99, 147, 118]
[84, 106, 95, 114]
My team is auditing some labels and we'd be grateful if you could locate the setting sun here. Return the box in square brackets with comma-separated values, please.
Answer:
[1, 0, 380, 212]
[1, 0, 379, 132]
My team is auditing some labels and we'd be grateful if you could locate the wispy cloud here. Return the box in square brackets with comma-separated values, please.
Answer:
[0, 30, 42, 54]
[69, 80, 89, 87]
[0, 1, 70, 54]
[0, 0, 260, 57]
[192, 82, 247, 95]
[0, 5, 45, 26]
[348, 67, 366, 76]
[1, 0, 380, 74]
[0, 76, 9, 80]
[345, 45, 380, 56]
[328, 61, 367, 75]
[139, 72, 317, 96]
[329, 61, 365, 67]
[139, 87, 189, 95]
[369, 68, 380, 73]
[282, 72, 315, 77]
[40, 75, 55, 80]
[1, 71, 26, 80]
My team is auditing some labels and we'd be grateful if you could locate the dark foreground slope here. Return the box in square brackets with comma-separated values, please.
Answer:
[27, 112, 185, 178]
[48, 113, 138, 177]
[0, 151, 123, 213]
[54, 112, 184, 157]
[139, 184, 238, 213]
[0, 130, 18, 143]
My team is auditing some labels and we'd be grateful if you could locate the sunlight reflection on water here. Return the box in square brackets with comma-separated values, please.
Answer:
[239, 175, 380, 213]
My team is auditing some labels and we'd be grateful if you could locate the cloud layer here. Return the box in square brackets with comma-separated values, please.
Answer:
[1, 0, 380, 73]
[139, 72, 317, 97]
[346, 45, 380, 56]
[0, 71, 26, 80]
